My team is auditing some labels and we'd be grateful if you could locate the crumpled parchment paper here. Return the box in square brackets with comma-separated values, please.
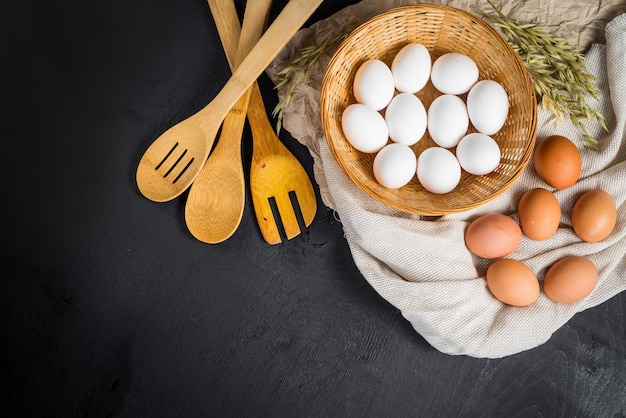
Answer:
[267, 0, 626, 358]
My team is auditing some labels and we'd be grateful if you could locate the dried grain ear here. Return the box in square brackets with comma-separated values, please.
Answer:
[481, 1, 607, 149]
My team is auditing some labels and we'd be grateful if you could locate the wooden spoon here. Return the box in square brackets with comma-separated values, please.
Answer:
[135, 0, 323, 203]
[184, 0, 272, 244]
[211, 0, 317, 244]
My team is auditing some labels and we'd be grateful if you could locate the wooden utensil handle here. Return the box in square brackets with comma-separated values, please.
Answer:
[209, 0, 281, 154]
[198, 0, 323, 132]
[207, 0, 271, 68]
[207, 0, 240, 69]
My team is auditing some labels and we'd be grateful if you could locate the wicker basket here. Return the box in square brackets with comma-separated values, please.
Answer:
[320, 5, 537, 216]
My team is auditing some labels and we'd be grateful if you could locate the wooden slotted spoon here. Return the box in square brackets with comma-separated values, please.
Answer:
[212, 0, 318, 244]
[135, 0, 323, 203]
[184, 0, 272, 244]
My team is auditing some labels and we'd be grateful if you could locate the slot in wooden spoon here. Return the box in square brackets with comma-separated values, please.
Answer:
[135, 0, 323, 202]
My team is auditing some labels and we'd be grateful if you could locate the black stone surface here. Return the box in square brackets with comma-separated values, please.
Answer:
[3, 1, 625, 416]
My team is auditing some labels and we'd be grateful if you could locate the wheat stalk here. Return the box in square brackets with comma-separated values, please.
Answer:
[272, 23, 356, 134]
[481, 0, 607, 149]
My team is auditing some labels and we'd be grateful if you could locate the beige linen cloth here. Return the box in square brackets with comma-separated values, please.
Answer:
[267, 0, 626, 358]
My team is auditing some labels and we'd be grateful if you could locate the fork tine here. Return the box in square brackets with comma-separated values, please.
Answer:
[255, 197, 282, 244]
[295, 185, 316, 228]
[273, 192, 301, 239]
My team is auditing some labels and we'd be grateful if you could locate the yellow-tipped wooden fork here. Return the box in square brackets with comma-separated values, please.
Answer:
[211, 0, 318, 244]
[184, 0, 272, 244]
[135, 0, 323, 203]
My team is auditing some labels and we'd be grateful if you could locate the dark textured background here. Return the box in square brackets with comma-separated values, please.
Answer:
[3, 1, 626, 416]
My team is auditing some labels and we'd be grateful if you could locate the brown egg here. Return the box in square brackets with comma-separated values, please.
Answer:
[543, 256, 598, 303]
[465, 214, 522, 259]
[571, 189, 617, 242]
[533, 135, 582, 189]
[486, 259, 540, 306]
[517, 188, 561, 240]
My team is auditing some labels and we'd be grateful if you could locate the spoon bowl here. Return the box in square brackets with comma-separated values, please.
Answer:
[185, 159, 247, 242]
[136, 120, 213, 202]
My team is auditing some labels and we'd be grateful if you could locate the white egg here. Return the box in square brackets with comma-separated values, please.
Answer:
[467, 80, 509, 135]
[341, 104, 389, 153]
[430, 52, 479, 95]
[373, 143, 417, 189]
[416, 147, 461, 194]
[353, 59, 395, 111]
[456, 133, 501, 175]
[427, 94, 469, 148]
[384, 93, 427, 146]
[391, 43, 432, 93]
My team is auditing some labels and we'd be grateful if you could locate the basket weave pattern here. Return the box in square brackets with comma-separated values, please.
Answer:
[320, 5, 537, 216]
